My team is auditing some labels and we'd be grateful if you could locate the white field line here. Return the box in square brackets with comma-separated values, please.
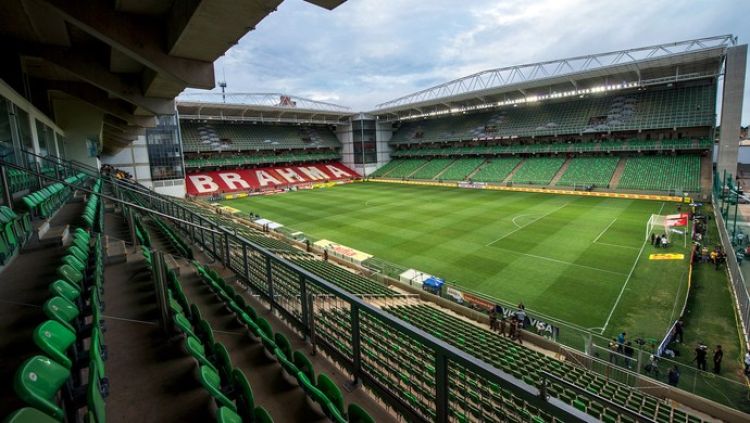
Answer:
[593, 218, 617, 243]
[511, 214, 537, 229]
[490, 246, 627, 276]
[600, 202, 666, 334]
[485, 201, 571, 247]
[595, 241, 640, 250]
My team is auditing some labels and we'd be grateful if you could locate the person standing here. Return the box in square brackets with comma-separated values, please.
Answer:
[650, 233, 656, 245]
[694, 343, 708, 371]
[668, 365, 680, 386]
[624, 341, 634, 369]
[616, 332, 626, 353]
[713, 345, 723, 374]
[744, 351, 750, 377]
[673, 320, 684, 344]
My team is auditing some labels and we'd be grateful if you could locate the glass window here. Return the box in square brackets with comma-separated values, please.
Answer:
[56, 134, 66, 159]
[35, 120, 55, 157]
[0, 97, 12, 163]
[15, 108, 34, 167]
[147, 116, 184, 181]
[352, 119, 377, 164]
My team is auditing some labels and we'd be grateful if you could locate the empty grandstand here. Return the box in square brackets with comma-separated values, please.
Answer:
[1, 6, 749, 421]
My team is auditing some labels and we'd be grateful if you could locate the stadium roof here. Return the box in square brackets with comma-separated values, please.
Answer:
[0, 0, 346, 153]
[177, 93, 352, 125]
[372, 35, 736, 121]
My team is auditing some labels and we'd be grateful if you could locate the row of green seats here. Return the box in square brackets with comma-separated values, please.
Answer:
[618, 155, 701, 192]
[151, 216, 193, 259]
[191, 261, 374, 423]
[556, 157, 619, 187]
[184, 152, 340, 168]
[510, 157, 565, 185]
[5, 229, 107, 422]
[471, 158, 521, 182]
[386, 305, 701, 423]
[369, 159, 405, 177]
[410, 159, 454, 180]
[21, 173, 88, 218]
[290, 258, 397, 297]
[82, 180, 102, 230]
[0, 206, 31, 265]
[437, 158, 485, 181]
[3, 168, 35, 196]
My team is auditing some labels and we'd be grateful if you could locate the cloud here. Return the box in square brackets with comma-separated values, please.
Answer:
[182, 0, 750, 123]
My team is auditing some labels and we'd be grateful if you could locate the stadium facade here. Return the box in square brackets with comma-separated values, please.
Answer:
[1, 3, 750, 421]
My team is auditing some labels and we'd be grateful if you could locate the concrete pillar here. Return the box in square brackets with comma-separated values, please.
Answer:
[717, 44, 747, 177]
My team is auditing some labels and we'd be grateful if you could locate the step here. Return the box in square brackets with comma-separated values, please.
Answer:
[432, 159, 457, 180]
[549, 158, 572, 186]
[106, 238, 128, 265]
[465, 160, 489, 180]
[502, 159, 526, 183]
[609, 157, 628, 189]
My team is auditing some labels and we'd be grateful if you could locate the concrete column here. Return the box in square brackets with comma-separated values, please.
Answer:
[717, 44, 747, 177]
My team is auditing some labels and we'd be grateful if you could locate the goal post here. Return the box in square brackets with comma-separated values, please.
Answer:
[646, 214, 688, 248]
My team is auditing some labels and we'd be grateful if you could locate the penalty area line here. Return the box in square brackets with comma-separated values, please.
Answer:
[486, 201, 571, 247]
[600, 202, 665, 334]
[593, 218, 617, 244]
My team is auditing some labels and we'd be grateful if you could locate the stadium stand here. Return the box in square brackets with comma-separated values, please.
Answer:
[437, 158, 486, 181]
[617, 155, 701, 192]
[556, 156, 620, 187]
[181, 122, 340, 153]
[184, 152, 340, 168]
[510, 157, 566, 185]
[471, 158, 522, 183]
[410, 159, 454, 180]
[390, 85, 715, 144]
[369, 159, 405, 177]
[384, 159, 429, 179]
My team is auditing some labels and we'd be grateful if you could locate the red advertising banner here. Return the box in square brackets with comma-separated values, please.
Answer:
[185, 162, 358, 196]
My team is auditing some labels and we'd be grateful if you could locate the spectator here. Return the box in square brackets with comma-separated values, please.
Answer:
[694, 343, 708, 371]
[489, 309, 498, 331]
[713, 345, 723, 374]
[744, 351, 750, 377]
[710, 249, 719, 268]
[323, 250, 329, 262]
[508, 317, 517, 340]
[673, 320, 684, 344]
[616, 332, 626, 353]
[514, 304, 526, 328]
[498, 317, 507, 337]
[609, 338, 619, 364]
[624, 341, 634, 369]
[667, 365, 680, 386]
[661, 235, 669, 248]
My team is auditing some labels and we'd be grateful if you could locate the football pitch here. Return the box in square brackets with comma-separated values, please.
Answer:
[219, 181, 691, 340]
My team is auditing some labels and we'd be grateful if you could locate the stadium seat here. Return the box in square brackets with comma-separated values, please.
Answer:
[13, 356, 71, 420]
[2, 407, 59, 423]
[32, 320, 76, 369]
[199, 365, 236, 410]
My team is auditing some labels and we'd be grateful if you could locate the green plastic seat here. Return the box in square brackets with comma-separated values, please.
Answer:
[212, 342, 234, 383]
[317, 373, 345, 417]
[197, 319, 215, 346]
[174, 313, 197, 338]
[275, 348, 299, 378]
[274, 333, 292, 360]
[256, 318, 276, 352]
[186, 336, 217, 373]
[33, 320, 76, 369]
[348, 404, 375, 423]
[231, 369, 255, 421]
[87, 364, 106, 423]
[49, 280, 80, 304]
[293, 351, 315, 383]
[216, 407, 242, 423]
[253, 407, 274, 423]
[43, 296, 80, 333]
[297, 373, 346, 423]
[57, 264, 83, 290]
[3, 407, 59, 423]
[61, 255, 86, 273]
[199, 365, 235, 411]
[13, 355, 71, 420]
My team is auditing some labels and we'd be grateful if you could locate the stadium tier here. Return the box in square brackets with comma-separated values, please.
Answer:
[184, 151, 340, 168]
[390, 84, 716, 144]
[181, 122, 341, 153]
[471, 158, 522, 182]
[556, 156, 620, 187]
[409, 158, 455, 180]
[369, 159, 406, 177]
[438, 158, 486, 181]
[617, 155, 702, 192]
[383, 159, 429, 178]
[509, 157, 566, 185]
[184, 162, 358, 195]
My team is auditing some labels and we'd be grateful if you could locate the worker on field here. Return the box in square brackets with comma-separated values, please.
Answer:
[713, 345, 723, 374]
[710, 249, 719, 269]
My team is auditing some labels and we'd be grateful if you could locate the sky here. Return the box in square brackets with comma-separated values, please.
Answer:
[183, 0, 750, 122]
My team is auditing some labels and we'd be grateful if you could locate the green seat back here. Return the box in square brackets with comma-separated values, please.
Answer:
[48, 280, 80, 304]
[253, 407, 274, 423]
[61, 255, 85, 273]
[67, 245, 88, 263]
[293, 351, 315, 383]
[317, 373, 345, 416]
[348, 403, 375, 423]
[13, 356, 71, 420]
[197, 319, 215, 346]
[212, 342, 233, 383]
[186, 336, 217, 373]
[174, 313, 197, 338]
[43, 296, 79, 333]
[87, 365, 106, 423]
[57, 264, 83, 289]
[274, 333, 292, 360]
[3, 407, 59, 423]
[231, 369, 254, 421]
[274, 348, 299, 377]
[216, 407, 242, 423]
[298, 373, 345, 423]
[33, 320, 76, 369]
[199, 366, 235, 411]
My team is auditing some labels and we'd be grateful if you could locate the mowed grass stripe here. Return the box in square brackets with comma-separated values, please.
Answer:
[221, 182, 688, 335]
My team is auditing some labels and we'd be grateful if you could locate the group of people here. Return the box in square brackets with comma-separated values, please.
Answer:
[649, 233, 670, 248]
[608, 332, 635, 368]
[488, 304, 526, 344]
[692, 343, 724, 374]
[696, 245, 727, 271]
[100, 164, 133, 181]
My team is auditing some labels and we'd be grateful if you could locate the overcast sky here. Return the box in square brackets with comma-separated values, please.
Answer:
[183, 0, 750, 122]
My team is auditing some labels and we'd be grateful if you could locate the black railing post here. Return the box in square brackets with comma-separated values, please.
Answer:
[346, 306, 362, 390]
[224, 231, 231, 269]
[243, 243, 249, 281]
[265, 255, 275, 312]
[0, 165, 13, 209]
[128, 208, 138, 246]
[299, 274, 309, 339]
[435, 351, 449, 423]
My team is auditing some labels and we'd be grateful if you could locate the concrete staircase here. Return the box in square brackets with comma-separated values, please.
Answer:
[502, 159, 526, 183]
[549, 158, 572, 186]
[608, 157, 628, 189]
[405, 160, 432, 178]
[699, 155, 713, 199]
[432, 159, 457, 180]
[465, 160, 489, 180]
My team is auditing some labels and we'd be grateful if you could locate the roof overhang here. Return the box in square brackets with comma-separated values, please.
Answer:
[372, 36, 733, 121]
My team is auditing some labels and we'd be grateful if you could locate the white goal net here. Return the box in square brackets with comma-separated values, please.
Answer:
[645, 214, 687, 247]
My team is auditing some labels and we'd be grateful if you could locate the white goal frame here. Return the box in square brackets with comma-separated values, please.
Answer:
[645, 214, 687, 248]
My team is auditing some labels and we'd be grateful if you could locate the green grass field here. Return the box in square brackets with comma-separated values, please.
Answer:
[220, 181, 691, 340]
